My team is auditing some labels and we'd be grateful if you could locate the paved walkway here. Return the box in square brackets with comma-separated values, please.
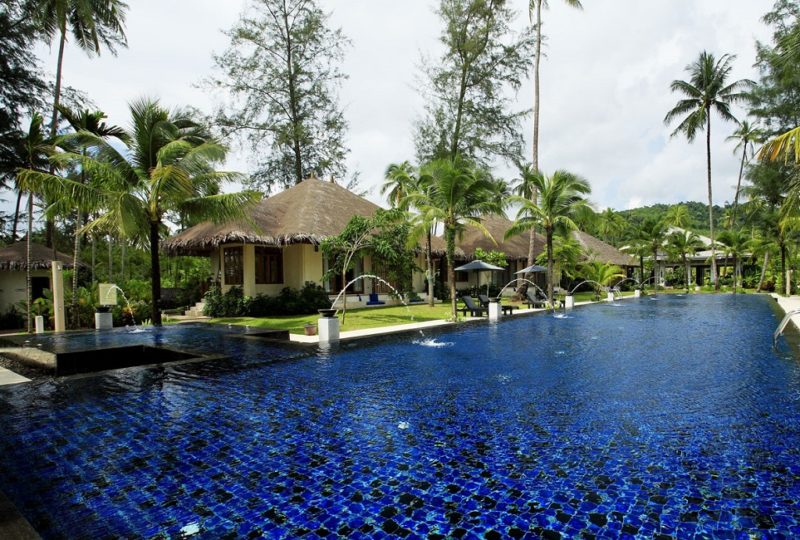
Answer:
[0, 367, 28, 386]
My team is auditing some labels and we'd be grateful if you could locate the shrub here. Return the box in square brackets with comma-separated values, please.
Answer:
[204, 282, 330, 317]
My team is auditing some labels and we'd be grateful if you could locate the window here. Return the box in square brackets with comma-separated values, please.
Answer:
[223, 247, 243, 285]
[256, 247, 283, 284]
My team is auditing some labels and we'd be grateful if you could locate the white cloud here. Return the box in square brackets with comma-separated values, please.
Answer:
[26, 0, 773, 214]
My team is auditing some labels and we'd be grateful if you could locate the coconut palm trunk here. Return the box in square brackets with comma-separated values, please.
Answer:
[149, 221, 162, 325]
[705, 112, 718, 291]
[545, 226, 554, 306]
[26, 194, 33, 333]
[426, 228, 435, 307]
[446, 225, 457, 319]
[756, 252, 768, 293]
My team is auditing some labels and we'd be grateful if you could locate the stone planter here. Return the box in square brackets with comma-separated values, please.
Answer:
[304, 323, 318, 336]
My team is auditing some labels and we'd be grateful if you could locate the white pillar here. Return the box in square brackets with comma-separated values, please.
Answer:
[488, 300, 501, 321]
[634, 289, 641, 298]
[564, 295, 574, 309]
[34, 315, 44, 333]
[606, 291, 615, 302]
[51, 261, 65, 332]
[242, 244, 256, 298]
[318, 316, 339, 343]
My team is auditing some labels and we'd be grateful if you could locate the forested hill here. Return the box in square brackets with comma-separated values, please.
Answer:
[617, 201, 726, 235]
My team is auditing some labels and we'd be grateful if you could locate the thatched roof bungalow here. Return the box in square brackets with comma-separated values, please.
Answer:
[0, 241, 79, 313]
[163, 178, 413, 300]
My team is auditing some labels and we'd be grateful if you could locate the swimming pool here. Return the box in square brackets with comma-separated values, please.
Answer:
[0, 294, 799, 538]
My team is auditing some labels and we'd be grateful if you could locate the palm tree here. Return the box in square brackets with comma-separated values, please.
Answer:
[666, 229, 704, 292]
[529, 0, 582, 173]
[30, 0, 127, 247]
[506, 170, 591, 306]
[717, 229, 750, 293]
[664, 204, 691, 229]
[726, 120, 762, 226]
[640, 218, 668, 287]
[22, 97, 258, 325]
[513, 163, 542, 282]
[15, 113, 53, 332]
[579, 261, 624, 299]
[407, 158, 503, 320]
[55, 106, 126, 327]
[664, 51, 753, 290]
[596, 207, 625, 244]
[383, 161, 436, 307]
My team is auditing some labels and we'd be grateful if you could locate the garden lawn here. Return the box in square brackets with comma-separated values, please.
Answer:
[209, 303, 453, 334]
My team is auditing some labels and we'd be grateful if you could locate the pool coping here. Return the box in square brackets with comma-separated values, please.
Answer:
[288, 295, 635, 344]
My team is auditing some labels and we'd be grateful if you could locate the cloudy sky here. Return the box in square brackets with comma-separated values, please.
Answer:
[35, 0, 773, 212]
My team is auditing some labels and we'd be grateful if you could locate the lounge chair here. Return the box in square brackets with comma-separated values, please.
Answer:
[526, 290, 548, 309]
[459, 295, 487, 317]
[479, 294, 517, 315]
[365, 292, 385, 306]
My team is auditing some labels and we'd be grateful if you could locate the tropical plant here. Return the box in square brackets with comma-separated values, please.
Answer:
[15, 113, 53, 332]
[726, 120, 763, 226]
[383, 161, 438, 307]
[55, 106, 127, 327]
[407, 158, 503, 319]
[513, 163, 541, 280]
[664, 204, 691, 229]
[717, 229, 751, 293]
[20, 97, 258, 325]
[415, 0, 534, 165]
[321, 209, 413, 322]
[30, 0, 128, 246]
[578, 261, 624, 299]
[209, 0, 349, 190]
[664, 51, 754, 290]
[506, 169, 591, 306]
[639, 218, 669, 287]
[473, 247, 508, 269]
[666, 229, 704, 292]
[528, 0, 582, 172]
[596, 207, 625, 245]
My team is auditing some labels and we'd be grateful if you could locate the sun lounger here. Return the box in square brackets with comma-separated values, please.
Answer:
[459, 295, 487, 317]
[479, 294, 517, 315]
[526, 290, 548, 309]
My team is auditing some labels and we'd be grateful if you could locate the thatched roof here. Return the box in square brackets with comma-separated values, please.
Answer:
[571, 230, 637, 267]
[448, 214, 546, 261]
[163, 178, 382, 255]
[0, 241, 79, 270]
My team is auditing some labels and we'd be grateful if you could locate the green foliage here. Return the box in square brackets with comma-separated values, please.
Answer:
[0, 306, 24, 330]
[416, 0, 534, 164]
[473, 248, 507, 268]
[209, 0, 349, 190]
[203, 283, 331, 318]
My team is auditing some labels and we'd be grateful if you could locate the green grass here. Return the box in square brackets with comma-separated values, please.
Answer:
[209, 303, 454, 334]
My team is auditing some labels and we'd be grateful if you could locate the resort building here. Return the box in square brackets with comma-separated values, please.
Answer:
[165, 178, 639, 303]
[0, 241, 79, 314]
[647, 227, 748, 287]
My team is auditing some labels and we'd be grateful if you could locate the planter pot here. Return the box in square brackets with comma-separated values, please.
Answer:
[304, 324, 318, 336]
[95, 311, 113, 330]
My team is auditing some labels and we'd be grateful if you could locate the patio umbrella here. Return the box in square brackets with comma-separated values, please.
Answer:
[514, 264, 547, 274]
[454, 260, 505, 297]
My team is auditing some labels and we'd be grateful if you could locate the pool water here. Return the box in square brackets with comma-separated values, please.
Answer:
[1, 294, 799, 538]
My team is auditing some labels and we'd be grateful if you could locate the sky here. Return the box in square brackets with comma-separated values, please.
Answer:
[33, 0, 775, 213]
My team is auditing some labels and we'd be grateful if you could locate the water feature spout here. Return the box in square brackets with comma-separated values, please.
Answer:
[329, 275, 412, 322]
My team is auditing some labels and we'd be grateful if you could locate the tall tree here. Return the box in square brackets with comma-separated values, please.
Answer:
[528, 0, 582, 173]
[407, 158, 503, 319]
[55, 106, 126, 327]
[30, 0, 128, 247]
[383, 161, 437, 307]
[506, 169, 591, 306]
[210, 0, 349, 191]
[416, 0, 534, 164]
[664, 204, 691, 229]
[22, 98, 259, 325]
[717, 229, 750, 293]
[726, 120, 763, 226]
[639, 218, 669, 287]
[15, 113, 53, 332]
[664, 51, 753, 290]
[666, 229, 704, 292]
